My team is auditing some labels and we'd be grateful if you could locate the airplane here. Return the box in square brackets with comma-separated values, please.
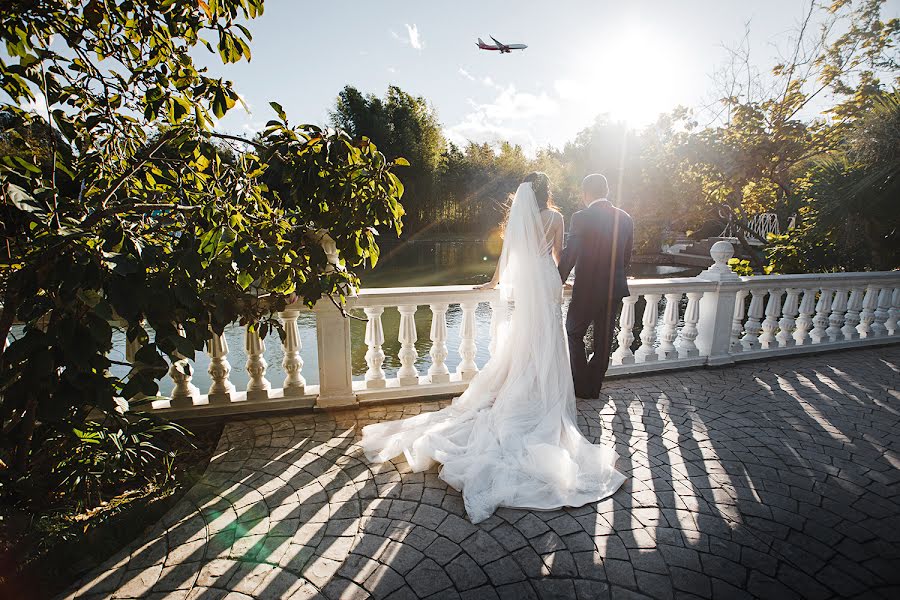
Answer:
[476, 36, 527, 53]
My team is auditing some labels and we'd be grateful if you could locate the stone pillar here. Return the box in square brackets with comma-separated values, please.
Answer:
[207, 328, 235, 404]
[428, 303, 450, 384]
[695, 241, 741, 365]
[363, 306, 387, 389]
[457, 301, 479, 380]
[397, 305, 420, 386]
[281, 312, 306, 397]
[315, 302, 356, 408]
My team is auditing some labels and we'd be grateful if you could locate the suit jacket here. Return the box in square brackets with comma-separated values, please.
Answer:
[558, 200, 634, 308]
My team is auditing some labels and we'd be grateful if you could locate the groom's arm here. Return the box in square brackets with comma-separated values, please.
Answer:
[558, 211, 581, 282]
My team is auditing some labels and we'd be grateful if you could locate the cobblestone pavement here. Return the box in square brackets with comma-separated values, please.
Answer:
[63, 347, 900, 600]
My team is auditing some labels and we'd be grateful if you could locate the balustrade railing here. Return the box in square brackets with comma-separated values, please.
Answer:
[122, 241, 899, 418]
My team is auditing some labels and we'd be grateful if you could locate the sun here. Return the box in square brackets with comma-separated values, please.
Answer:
[569, 22, 684, 127]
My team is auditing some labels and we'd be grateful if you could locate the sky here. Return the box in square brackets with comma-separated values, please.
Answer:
[195, 0, 897, 154]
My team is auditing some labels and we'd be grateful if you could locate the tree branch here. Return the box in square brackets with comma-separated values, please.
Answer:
[81, 203, 200, 229]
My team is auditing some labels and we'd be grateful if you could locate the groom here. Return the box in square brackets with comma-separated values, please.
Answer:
[559, 174, 634, 399]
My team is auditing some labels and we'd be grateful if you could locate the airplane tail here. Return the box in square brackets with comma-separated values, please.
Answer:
[477, 38, 486, 46]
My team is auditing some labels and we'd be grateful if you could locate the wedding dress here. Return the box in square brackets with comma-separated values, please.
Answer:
[361, 182, 626, 523]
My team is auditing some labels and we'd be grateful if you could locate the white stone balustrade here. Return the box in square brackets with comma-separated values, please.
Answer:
[244, 324, 271, 401]
[428, 303, 450, 384]
[281, 312, 306, 396]
[363, 306, 387, 389]
[121, 243, 899, 418]
[396, 305, 420, 386]
[457, 301, 479, 380]
[206, 328, 235, 404]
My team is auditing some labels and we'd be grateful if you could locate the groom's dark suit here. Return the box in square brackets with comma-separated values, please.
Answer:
[558, 199, 634, 398]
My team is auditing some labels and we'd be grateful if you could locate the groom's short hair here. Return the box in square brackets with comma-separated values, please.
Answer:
[582, 174, 609, 200]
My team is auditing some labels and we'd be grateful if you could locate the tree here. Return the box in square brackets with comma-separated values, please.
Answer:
[767, 89, 900, 272]
[0, 0, 404, 505]
[671, 0, 898, 267]
[331, 85, 442, 233]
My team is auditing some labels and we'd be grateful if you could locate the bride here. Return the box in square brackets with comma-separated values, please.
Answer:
[361, 172, 625, 523]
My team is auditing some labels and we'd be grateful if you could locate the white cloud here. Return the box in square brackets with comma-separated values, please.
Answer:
[476, 85, 558, 121]
[392, 23, 423, 50]
[458, 67, 475, 81]
[445, 84, 559, 155]
[481, 76, 501, 90]
[554, 79, 584, 100]
[445, 113, 536, 153]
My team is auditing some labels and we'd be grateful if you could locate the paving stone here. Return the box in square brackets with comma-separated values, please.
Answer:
[574, 579, 611, 600]
[461, 530, 507, 564]
[669, 566, 712, 597]
[411, 504, 448, 530]
[604, 558, 636, 589]
[496, 581, 539, 600]
[483, 555, 526, 586]
[531, 578, 576, 600]
[437, 514, 478, 543]
[445, 553, 488, 591]
[635, 570, 674, 600]
[491, 523, 529, 552]
[460, 585, 501, 600]
[424, 536, 462, 566]
[57, 348, 900, 600]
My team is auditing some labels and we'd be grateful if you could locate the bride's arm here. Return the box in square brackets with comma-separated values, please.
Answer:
[477, 261, 501, 289]
[551, 212, 564, 265]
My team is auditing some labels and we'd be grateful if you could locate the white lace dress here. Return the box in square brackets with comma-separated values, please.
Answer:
[360, 183, 626, 523]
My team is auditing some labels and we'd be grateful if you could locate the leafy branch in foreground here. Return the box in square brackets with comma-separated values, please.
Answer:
[0, 0, 405, 507]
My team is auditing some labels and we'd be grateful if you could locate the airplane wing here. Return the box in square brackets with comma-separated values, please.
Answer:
[490, 36, 506, 48]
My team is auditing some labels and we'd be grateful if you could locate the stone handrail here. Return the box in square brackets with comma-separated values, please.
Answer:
[138, 241, 900, 418]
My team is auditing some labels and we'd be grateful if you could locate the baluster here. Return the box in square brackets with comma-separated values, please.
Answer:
[635, 294, 660, 362]
[488, 297, 508, 357]
[363, 306, 387, 389]
[245, 324, 271, 401]
[857, 285, 878, 338]
[741, 290, 765, 350]
[793, 289, 816, 345]
[872, 288, 891, 337]
[170, 325, 200, 408]
[824, 288, 849, 342]
[886, 288, 900, 336]
[678, 292, 702, 358]
[611, 295, 637, 365]
[730, 289, 749, 352]
[457, 301, 479, 380]
[777, 288, 799, 347]
[397, 305, 420, 386]
[759, 289, 783, 349]
[124, 324, 147, 404]
[658, 293, 680, 360]
[842, 288, 863, 341]
[207, 328, 235, 404]
[281, 313, 306, 396]
[810, 288, 834, 344]
[428, 303, 450, 384]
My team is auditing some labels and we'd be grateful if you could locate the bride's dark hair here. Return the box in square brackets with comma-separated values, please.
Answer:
[522, 171, 556, 211]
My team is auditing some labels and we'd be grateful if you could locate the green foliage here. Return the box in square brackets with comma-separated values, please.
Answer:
[0, 0, 405, 507]
[330, 86, 440, 232]
[48, 415, 187, 510]
[767, 89, 900, 273]
[728, 258, 755, 277]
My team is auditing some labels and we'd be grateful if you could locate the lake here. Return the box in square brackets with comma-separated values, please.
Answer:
[36, 240, 700, 395]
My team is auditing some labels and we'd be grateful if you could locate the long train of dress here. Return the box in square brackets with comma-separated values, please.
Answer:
[360, 248, 626, 523]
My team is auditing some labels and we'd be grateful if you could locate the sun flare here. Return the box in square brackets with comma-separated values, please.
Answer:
[569, 23, 685, 127]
